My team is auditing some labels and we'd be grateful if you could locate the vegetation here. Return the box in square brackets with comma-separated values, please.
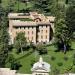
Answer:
[14, 32, 27, 53]
[0, 4, 9, 67]
[5, 42, 75, 74]
[0, 0, 75, 74]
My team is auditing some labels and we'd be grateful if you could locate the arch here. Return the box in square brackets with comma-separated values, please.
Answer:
[34, 18, 42, 22]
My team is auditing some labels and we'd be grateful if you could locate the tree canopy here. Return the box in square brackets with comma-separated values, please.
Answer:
[14, 32, 27, 53]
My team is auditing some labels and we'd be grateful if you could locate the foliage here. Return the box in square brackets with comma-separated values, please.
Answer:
[5, 42, 75, 73]
[66, 5, 75, 38]
[63, 56, 68, 61]
[14, 32, 27, 53]
[71, 66, 75, 73]
[54, 0, 72, 52]
[8, 54, 15, 63]
[57, 62, 63, 66]
[36, 44, 47, 55]
[53, 68, 60, 75]
[30, 0, 54, 14]
[0, 4, 9, 67]
[11, 61, 21, 70]
[73, 54, 75, 65]
[50, 56, 56, 61]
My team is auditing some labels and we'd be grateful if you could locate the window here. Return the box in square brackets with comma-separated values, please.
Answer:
[41, 30, 43, 33]
[46, 35, 47, 39]
[46, 25, 47, 28]
[20, 27, 21, 29]
[32, 31, 33, 34]
[32, 37, 33, 40]
[28, 31, 29, 34]
[32, 27, 33, 29]
[24, 27, 25, 29]
[15, 27, 18, 29]
[46, 30, 47, 33]
[28, 27, 29, 29]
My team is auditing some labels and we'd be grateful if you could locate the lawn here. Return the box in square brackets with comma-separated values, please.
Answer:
[6, 41, 75, 74]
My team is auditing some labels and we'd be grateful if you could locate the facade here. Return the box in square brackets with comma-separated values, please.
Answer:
[8, 12, 55, 44]
[0, 57, 50, 75]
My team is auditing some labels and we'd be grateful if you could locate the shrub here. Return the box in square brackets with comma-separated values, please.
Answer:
[57, 62, 63, 66]
[73, 59, 75, 65]
[73, 54, 75, 58]
[8, 54, 15, 63]
[11, 61, 22, 70]
[31, 59, 36, 66]
[51, 56, 56, 61]
[71, 66, 75, 73]
[64, 56, 68, 61]
[53, 68, 60, 75]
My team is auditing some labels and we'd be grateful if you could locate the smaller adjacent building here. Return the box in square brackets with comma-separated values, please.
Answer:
[31, 57, 50, 75]
[0, 57, 50, 75]
[8, 12, 55, 44]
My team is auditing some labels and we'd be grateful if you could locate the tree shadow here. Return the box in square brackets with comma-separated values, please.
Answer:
[6, 50, 34, 64]
[14, 50, 34, 62]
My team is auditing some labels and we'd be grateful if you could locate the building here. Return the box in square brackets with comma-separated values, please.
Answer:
[8, 12, 55, 44]
[31, 57, 50, 75]
[0, 57, 50, 75]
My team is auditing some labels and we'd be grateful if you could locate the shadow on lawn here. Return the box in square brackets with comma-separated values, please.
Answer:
[6, 50, 34, 64]
[54, 48, 75, 53]
[14, 50, 34, 61]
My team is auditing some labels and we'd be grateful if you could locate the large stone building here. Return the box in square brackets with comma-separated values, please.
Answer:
[0, 57, 50, 75]
[8, 12, 55, 44]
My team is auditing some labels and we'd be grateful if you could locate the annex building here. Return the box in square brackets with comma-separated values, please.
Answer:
[8, 12, 55, 44]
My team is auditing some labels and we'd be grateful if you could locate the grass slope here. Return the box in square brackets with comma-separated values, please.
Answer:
[6, 42, 75, 74]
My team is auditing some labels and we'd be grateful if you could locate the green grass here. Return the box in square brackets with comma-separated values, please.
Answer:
[6, 41, 75, 74]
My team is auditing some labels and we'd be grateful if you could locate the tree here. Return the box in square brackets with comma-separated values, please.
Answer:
[36, 44, 47, 55]
[0, 4, 9, 67]
[53, 68, 60, 75]
[0, 16, 9, 67]
[11, 61, 21, 70]
[65, 0, 69, 4]
[68, 0, 75, 5]
[0, 0, 2, 3]
[33, 0, 52, 13]
[7, 0, 15, 12]
[66, 5, 75, 39]
[54, 0, 71, 53]
[14, 32, 27, 53]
